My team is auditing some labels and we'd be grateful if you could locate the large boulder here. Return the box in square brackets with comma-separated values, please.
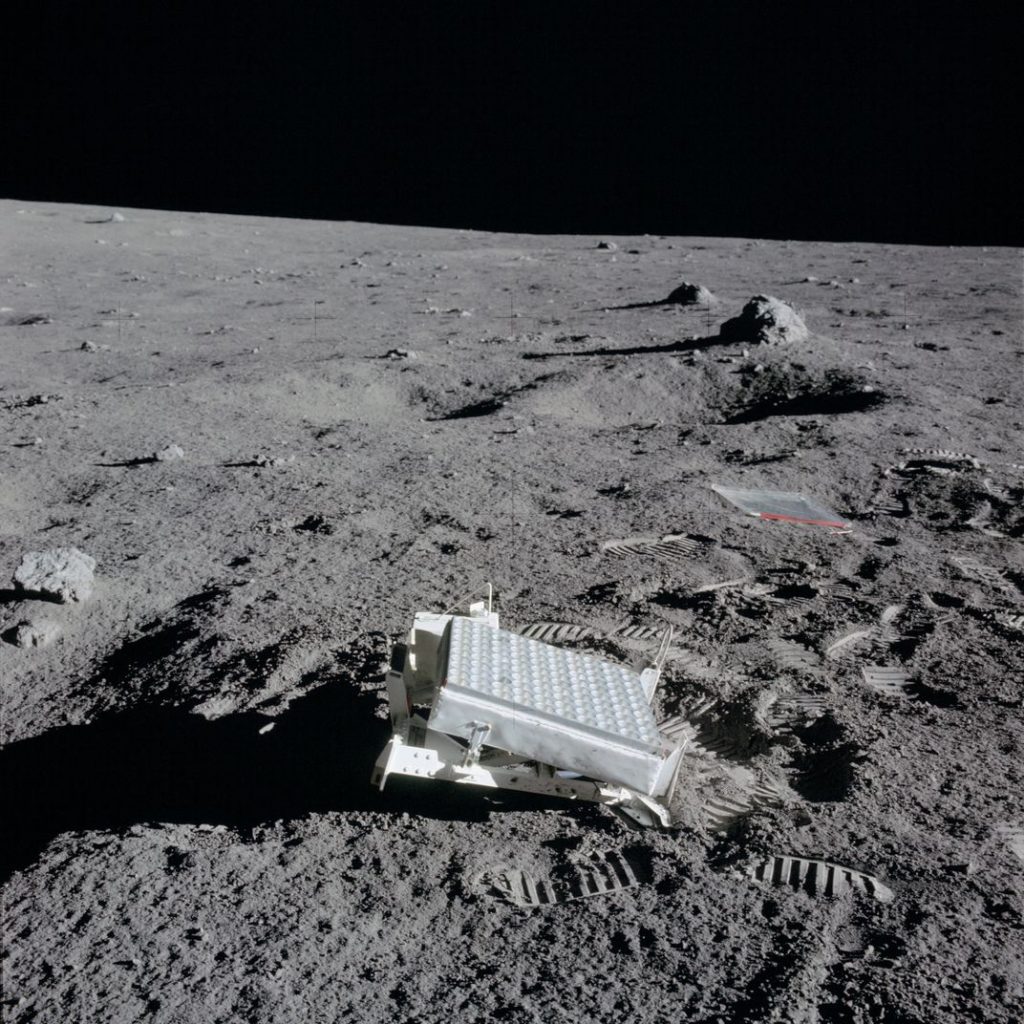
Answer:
[12, 547, 96, 603]
[720, 295, 809, 346]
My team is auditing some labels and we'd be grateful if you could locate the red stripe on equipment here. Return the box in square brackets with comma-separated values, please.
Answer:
[758, 513, 849, 528]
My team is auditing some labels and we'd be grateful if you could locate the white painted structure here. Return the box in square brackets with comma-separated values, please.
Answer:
[371, 595, 683, 826]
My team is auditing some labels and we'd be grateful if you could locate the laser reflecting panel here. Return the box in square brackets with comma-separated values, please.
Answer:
[444, 616, 659, 742]
[428, 616, 671, 795]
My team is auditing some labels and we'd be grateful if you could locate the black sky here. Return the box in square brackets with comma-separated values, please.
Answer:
[7, 3, 1021, 244]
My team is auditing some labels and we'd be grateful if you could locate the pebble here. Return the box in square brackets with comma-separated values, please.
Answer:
[154, 444, 185, 462]
[950, 861, 980, 875]
[80, 340, 98, 353]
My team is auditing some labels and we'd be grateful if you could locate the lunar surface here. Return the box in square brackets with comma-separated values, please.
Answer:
[2, 200, 1022, 1023]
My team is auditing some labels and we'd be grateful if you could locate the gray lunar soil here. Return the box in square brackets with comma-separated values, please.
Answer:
[1, 200, 1022, 1023]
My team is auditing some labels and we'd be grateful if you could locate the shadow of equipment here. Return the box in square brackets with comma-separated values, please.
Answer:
[0, 680, 568, 882]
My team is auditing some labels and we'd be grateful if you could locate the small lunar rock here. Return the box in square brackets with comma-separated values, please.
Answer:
[951, 861, 980, 875]
[10, 619, 62, 648]
[154, 444, 185, 462]
[664, 281, 716, 306]
[293, 513, 333, 534]
[596, 240, 618, 250]
[385, 348, 414, 359]
[13, 546, 96, 603]
[80, 340, 98, 352]
[719, 295, 809, 346]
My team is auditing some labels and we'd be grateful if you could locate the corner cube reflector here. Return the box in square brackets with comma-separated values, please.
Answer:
[427, 616, 674, 796]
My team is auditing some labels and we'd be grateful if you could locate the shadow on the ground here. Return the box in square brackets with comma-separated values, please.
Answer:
[0, 680, 567, 882]
[597, 299, 674, 311]
[582, 296, 714, 312]
[0, 589, 66, 607]
[522, 334, 732, 360]
[94, 457, 160, 467]
[724, 388, 887, 423]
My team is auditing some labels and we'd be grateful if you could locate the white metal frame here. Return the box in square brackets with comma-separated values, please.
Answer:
[370, 593, 684, 828]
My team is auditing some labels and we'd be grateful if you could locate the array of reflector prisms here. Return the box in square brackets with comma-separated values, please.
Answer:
[446, 616, 659, 744]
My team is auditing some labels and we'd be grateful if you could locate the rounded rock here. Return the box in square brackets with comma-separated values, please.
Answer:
[13, 547, 96, 603]
[154, 444, 185, 462]
[719, 295, 809, 346]
[664, 281, 716, 306]
[10, 619, 62, 648]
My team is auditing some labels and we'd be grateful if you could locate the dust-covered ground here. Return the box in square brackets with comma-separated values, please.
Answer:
[1, 200, 1022, 1023]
